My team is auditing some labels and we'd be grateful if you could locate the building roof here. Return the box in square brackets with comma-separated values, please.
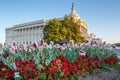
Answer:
[81, 20, 88, 29]
[68, 3, 81, 20]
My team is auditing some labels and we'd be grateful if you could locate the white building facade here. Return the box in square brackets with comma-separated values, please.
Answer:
[5, 3, 89, 45]
[6, 20, 47, 44]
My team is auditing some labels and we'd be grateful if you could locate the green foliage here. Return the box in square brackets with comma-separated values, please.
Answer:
[0, 78, 4, 80]
[43, 16, 86, 44]
[101, 64, 113, 71]
[38, 73, 46, 80]
[42, 48, 60, 66]
[2, 48, 9, 54]
[114, 43, 120, 47]
[16, 50, 27, 61]
[0, 54, 17, 70]
[118, 62, 120, 65]
[65, 48, 80, 62]
[93, 69, 99, 74]
[32, 51, 43, 71]
[84, 48, 117, 60]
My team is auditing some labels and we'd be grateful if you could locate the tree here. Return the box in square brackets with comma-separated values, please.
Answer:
[114, 43, 120, 47]
[43, 19, 62, 43]
[43, 16, 86, 44]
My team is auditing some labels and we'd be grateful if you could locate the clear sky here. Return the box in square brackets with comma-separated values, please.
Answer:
[0, 0, 120, 44]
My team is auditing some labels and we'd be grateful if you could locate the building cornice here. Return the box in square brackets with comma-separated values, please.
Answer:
[6, 19, 46, 31]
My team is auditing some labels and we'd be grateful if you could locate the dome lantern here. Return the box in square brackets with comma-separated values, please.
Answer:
[69, 3, 81, 20]
[71, 3, 76, 13]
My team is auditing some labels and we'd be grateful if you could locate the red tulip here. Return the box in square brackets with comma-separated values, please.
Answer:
[33, 42, 38, 48]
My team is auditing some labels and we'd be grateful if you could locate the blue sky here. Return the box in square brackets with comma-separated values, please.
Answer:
[0, 0, 120, 44]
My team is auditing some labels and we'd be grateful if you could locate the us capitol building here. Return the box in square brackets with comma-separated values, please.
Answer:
[5, 3, 89, 45]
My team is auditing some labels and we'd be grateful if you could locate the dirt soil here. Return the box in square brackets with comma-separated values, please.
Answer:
[81, 66, 120, 80]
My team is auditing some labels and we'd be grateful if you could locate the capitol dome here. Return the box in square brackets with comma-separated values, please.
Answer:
[69, 3, 81, 20]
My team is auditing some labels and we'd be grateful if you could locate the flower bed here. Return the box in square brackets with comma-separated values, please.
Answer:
[0, 47, 119, 80]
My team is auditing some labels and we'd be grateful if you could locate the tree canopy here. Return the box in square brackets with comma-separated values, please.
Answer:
[114, 43, 120, 47]
[43, 16, 86, 44]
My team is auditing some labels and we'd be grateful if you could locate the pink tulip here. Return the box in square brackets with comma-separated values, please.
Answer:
[79, 50, 86, 56]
